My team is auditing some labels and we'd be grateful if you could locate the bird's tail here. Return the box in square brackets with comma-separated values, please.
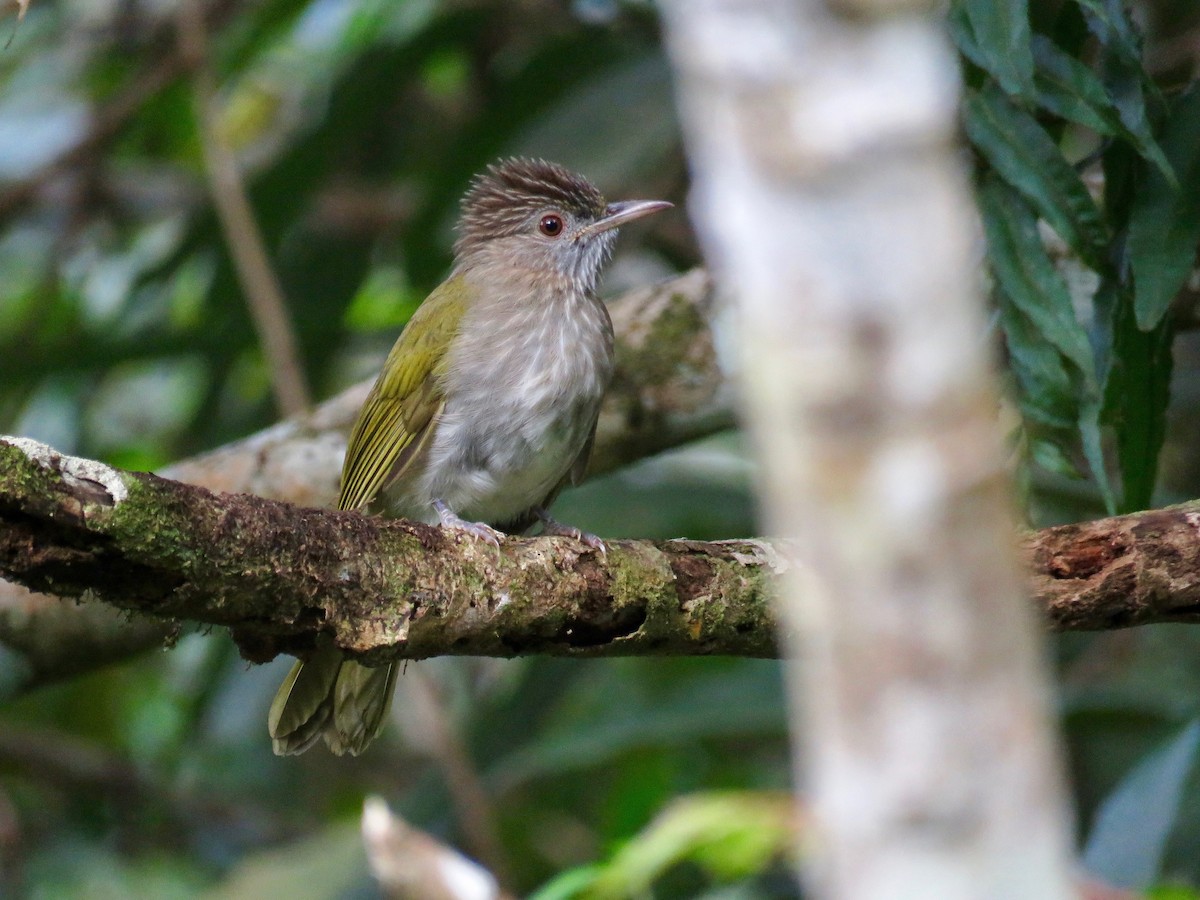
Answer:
[268, 642, 399, 756]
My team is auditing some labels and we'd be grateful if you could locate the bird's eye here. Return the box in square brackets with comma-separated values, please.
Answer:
[539, 214, 564, 237]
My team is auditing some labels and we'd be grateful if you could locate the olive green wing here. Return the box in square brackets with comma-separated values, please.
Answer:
[337, 276, 469, 512]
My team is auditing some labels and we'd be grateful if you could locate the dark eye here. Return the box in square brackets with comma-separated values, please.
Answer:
[539, 214, 564, 237]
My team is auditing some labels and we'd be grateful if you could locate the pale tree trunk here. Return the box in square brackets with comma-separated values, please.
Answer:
[660, 2, 1079, 898]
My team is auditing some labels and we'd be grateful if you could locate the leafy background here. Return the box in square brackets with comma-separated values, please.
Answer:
[1, 0, 1199, 897]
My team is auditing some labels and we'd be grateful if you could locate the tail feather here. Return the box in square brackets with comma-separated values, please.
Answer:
[327, 660, 400, 755]
[269, 644, 397, 756]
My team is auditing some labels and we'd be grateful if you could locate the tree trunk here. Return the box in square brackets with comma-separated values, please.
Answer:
[660, 1, 1079, 896]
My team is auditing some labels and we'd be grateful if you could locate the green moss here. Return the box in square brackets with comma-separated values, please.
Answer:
[0, 442, 62, 499]
[669, 553, 774, 654]
[607, 543, 677, 644]
[108, 475, 198, 566]
[616, 291, 708, 387]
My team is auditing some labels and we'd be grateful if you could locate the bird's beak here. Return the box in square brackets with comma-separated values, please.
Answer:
[581, 199, 673, 237]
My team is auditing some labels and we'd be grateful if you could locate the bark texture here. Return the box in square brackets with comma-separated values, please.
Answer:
[5, 436, 1200, 669]
[0, 438, 777, 664]
[1031, 504, 1200, 630]
[660, 1, 1077, 897]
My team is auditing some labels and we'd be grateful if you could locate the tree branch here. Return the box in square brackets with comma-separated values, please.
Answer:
[0, 438, 776, 663]
[4, 437, 1200, 669]
[1030, 506, 1200, 629]
[660, 2, 1075, 893]
[362, 796, 513, 900]
[178, 0, 311, 417]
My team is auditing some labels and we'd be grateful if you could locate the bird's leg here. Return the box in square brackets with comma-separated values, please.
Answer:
[433, 499, 504, 548]
[533, 507, 606, 554]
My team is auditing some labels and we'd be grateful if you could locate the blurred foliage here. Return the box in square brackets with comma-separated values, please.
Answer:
[1083, 721, 1200, 890]
[954, 0, 1200, 518]
[1, 0, 1200, 897]
[530, 792, 797, 899]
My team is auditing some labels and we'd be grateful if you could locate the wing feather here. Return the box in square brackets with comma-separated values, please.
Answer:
[337, 276, 467, 512]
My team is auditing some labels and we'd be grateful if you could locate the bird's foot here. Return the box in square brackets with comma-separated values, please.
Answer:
[433, 500, 504, 548]
[534, 507, 606, 554]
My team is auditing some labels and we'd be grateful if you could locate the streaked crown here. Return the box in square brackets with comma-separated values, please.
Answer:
[455, 158, 606, 255]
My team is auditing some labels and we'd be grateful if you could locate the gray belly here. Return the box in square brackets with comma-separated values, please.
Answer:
[384, 281, 613, 527]
[413, 394, 599, 527]
[387, 344, 610, 526]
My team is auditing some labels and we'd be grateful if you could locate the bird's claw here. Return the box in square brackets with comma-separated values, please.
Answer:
[535, 509, 606, 555]
[434, 500, 504, 548]
[578, 531, 607, 555]
[451, 520, 505, 548]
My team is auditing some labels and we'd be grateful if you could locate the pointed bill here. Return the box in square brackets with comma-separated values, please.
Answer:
[582, 199, 673, 237]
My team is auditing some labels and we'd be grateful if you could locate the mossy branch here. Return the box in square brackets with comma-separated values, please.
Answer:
[4, 437, 1200, 666]
[0, 438, 776, 663]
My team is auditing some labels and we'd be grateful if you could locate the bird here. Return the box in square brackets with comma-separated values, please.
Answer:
[268, 157, 671, 755]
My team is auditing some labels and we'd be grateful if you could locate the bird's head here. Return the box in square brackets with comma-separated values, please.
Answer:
[454, 157, 671, 294]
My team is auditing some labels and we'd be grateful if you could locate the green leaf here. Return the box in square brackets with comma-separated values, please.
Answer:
[1076, 0, 1168, 162]
[1083, 721, 1200, 889]
[343, 266, 421, 332]
[979, 177, 1096, 378]
[965, 85, 1109, 271]
[530, 866, 605, 900]
[1074, 0, 1146, 74]
[530, 792, 795, 900]
[1079, 391, 1113, 515]
[1031, 35, 1119, 136]
[1029, 435, 1083, 479]
[951, 0, 1035, 99]
[946, 3, 987, 74]
[997, 294, 1076, 430]
[979, 176, 1115, 511]
[1095, 129, 1173, 514]
[1031, 35, 1174, 182]
[1148, 886, 1200, 900]
[1129, 86, 1200, 330]
[1109, 296, 1172, 512]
